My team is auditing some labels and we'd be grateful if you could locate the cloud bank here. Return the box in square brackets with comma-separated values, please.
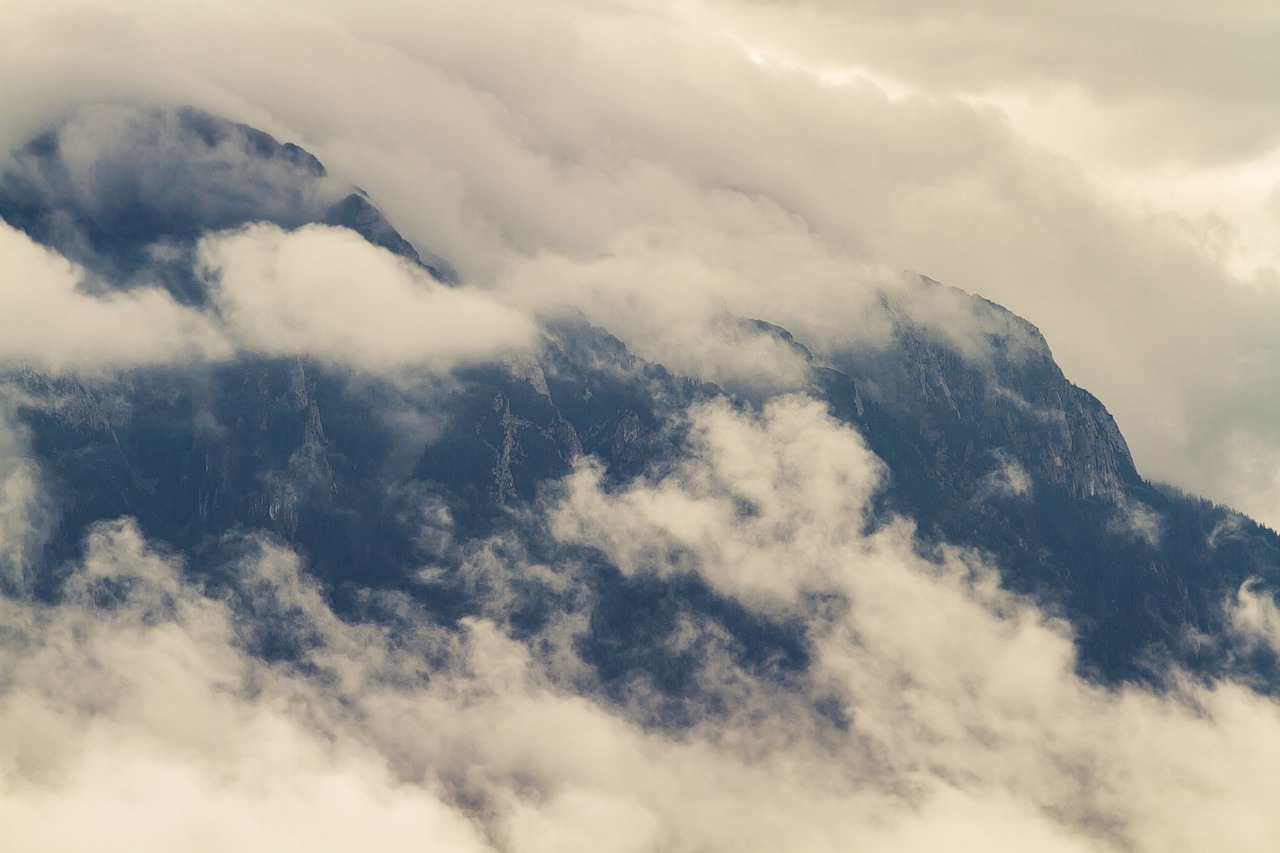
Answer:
[5, 401, 1280, 850]
[6, 0, 1280, 521]
[0, 222, 230, 373]
[7, 1, 1280, 850]
[201, 223, 535, 372]
[0, 219, 532, 375]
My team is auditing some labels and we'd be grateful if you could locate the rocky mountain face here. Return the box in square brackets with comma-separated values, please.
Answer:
[4, 106, 1280, 706]
[838, 282, 1137, 502]
[815, 298, 1280, 684]
[0, 104, 449, 300]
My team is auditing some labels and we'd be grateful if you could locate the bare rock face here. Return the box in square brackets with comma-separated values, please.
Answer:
[321, 192, 457, 283]
[0, 104, 435, 302]
[829, 277, 1137, 505]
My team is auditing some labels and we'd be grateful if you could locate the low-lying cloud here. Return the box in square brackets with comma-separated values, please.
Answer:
[7, 1, 1280, 849]
[555, 398, 1280, 850]
[6, 399, 1280, 850]
[0, 222, 230, 373]
[201, 223, 536, 371]
[9, 0, 1280, 522]
[0, 219, 532, 375]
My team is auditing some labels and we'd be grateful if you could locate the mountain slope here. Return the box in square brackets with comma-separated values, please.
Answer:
[4, 104, 1279, 705]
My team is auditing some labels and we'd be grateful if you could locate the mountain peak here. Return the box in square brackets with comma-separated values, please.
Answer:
[0, 104, 441, 299]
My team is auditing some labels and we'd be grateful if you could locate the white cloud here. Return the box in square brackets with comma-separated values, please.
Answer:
[0, 396, 54, 593]
[1109, 497, 1165, 548]
[550, 396, 1280, 851]
[0, 521, 493, 853]
[976, 451, 1033, 501]
[9, 2, 1280, 849]
[13, 0, 1280, 524]
[199, 223, 535, 372]
[3, 102, 346, 237]
[0, 218, 533, 376]
[550, 397, 884, 614]
[1229, 580, 1280, 655]
[0, 221, 231, 373]
[5, 401, 1280, 849]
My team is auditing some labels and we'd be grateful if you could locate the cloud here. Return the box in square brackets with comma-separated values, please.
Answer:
[1228, 580, 1280, 656]
[11, 0, 1280, 524]
[549, 395, 1280, 851]
[8, 399, 1280, 850]
[0, 520, 493, 853]
[1109, 497, 1165, 548]
[199, 222, 536, 372]
[1, 102, 345, 243]
[550, 396, 885, 614]
[0, 218, 532, 376]
[0, 221, 231, 373]
[0, 396, 55, 593]
[9, 2, 1280, 848]
[976, 450, 1034, 501]
[718, 1, 1280, 165]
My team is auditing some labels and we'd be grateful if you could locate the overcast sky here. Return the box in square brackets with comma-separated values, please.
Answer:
[10, 0, 1280, 525]
[5, 0, 1280, 523]
[8, 2, 1280, 850]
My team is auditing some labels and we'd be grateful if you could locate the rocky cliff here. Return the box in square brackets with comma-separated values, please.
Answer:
[5, 106, 1280, 698]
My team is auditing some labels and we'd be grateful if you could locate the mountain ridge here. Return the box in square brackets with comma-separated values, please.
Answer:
[3, 104, 1279, 701]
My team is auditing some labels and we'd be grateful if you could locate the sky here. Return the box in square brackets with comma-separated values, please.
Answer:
[5, 0, 1280, 521]
[6, 1, 1280, 850]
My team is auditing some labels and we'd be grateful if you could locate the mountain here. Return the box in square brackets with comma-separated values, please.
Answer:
[815, 283, 1280, 684]
[4, 104, 1280, 713]
[0, 104, 453, 298]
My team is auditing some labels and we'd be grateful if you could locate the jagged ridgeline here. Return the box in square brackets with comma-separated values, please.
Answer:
[0, 103, 455, 295]
[4, 104, 1280, 705]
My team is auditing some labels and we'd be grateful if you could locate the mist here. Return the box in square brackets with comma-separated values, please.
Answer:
[6, 1, 1280, 850]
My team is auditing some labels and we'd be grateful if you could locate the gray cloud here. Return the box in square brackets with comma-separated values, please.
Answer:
[718, 0, 1280, 164]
